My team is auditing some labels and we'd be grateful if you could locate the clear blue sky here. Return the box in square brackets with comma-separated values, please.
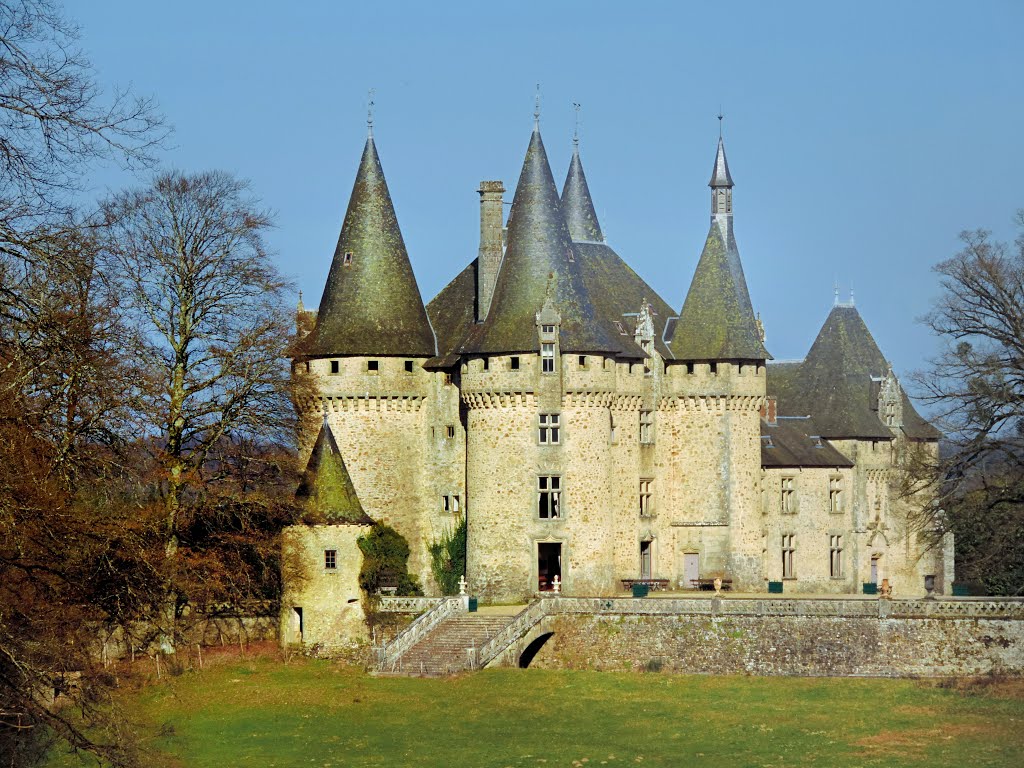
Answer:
[71, 0, 1022, 385]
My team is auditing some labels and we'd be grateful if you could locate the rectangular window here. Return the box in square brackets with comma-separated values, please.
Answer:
[578, 355, 587, 368]
[830, 535, 843, 578]
[781, 477, 795, 514]
[510, 356, 520, 370]
[366, 360, 379, 372]
[343, 251, 353, 266]
[443, 372, 452, 385]
[324, 549, 337, 570]
[639, 479, 653, 517]
[539, 413, 560, 444]
[781, 534, 795, 579]
[482, 357, 489, 371]
[640, 410, 654, 444]
[405, 360, 414, 373]
[446, 425, 455, 439]
[541, 324, 555, 334]
[541, 343, 555, 373]
[538, 475, 561, 519]
[442, 494, 461, 513]
[330, 360, 340, 374]
[829, 476, 843, 513]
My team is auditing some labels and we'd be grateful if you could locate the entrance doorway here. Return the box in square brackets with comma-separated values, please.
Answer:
[683, 553, 699, 589]
[538, 543, 562, 591]
[640, 540, 653, 580]
[291, 607, 303, 643]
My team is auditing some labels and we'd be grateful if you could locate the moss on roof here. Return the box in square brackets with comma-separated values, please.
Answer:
[296, 418, 374, 524]
[669, 220, 769, 361]
[768, 305, 939, 440]
[458, 129, 620, 355]
[304, 136, 436, 358]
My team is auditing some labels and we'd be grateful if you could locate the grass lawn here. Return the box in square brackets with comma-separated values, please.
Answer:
[48, 652, 1024, 768]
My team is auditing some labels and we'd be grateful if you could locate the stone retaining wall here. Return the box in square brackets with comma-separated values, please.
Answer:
[519, 597, 1024, 677]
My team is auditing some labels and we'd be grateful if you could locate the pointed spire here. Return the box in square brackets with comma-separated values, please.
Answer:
[709, 135, 734, 188]
[297, 290, 305, 315]
[463, 127, 619, 354]
[305, 134, 436, 357]
[561, 122, 604, 243]
[669, 222, 768, 360]
[296, 416, 373, 524]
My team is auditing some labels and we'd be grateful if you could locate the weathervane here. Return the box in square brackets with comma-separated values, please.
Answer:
[534, 83, 541, 129]
[367, 88, 375, 137]
[573, 102, 581, 148]
[717, 107, 724, 138]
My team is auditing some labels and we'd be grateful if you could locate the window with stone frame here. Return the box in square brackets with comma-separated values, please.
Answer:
[446, 425, 456, 439]
[541, 343, 555, 373]
[539, 413, 560, 444]
[442, 494, 461, 513]
[639, 410, 654, 444]
[781, 477, 796, 514]
[829, 475, 843, 514]
[639, 479, 654, 517]
[538, 475, 561, 519]
[781, 534, 795, 579]
[829, 534, 843, 578]
[324, 549, 337, 570]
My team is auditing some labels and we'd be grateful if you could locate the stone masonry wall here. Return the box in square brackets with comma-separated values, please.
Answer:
[522, 597, 1024, 677]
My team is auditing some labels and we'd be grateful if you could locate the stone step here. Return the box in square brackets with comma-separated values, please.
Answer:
[391, 613, 515, 676]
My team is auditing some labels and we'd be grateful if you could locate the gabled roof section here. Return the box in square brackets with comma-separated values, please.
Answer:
[761, 416, 854, 468]
[458, 129, 620, 355]
[296, 417, 374, 524]
[427, 259, 477, 357]
[561, 145, 604, 242]
[709, 136, 734, 188]
[304, 136, 436, 358]
[669, 220, 769, 360]
[773, 304, 939, 440]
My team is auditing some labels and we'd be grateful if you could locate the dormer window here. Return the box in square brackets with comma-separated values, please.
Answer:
[343, 251, 353, 266]
[541, 343, 555, 374]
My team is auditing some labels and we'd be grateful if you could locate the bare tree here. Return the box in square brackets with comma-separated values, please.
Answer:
[100, 170, 300, 635]
[914, 210, 1024, 594]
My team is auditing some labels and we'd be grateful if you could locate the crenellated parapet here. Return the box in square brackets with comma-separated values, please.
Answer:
[658, 394, 764, 413]
[461, 391, 536, 409]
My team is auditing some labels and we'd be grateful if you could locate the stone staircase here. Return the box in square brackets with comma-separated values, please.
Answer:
[384, 613, 515, 676]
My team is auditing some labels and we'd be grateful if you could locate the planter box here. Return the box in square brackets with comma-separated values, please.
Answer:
[767, 581, 783, 594]
[863, 582, 878, 595]
[631, 583, 650, 598]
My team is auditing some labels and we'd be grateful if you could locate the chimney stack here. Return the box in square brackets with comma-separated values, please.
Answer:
[476, 181, 505, 322]
[760, 396, 777, 426]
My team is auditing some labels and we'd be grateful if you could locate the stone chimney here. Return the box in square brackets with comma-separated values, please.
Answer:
[476, 181, 505, 322]
[760, 395, 777, 426]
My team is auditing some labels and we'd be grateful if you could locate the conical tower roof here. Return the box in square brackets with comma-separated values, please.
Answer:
[459, 128, 619, 354]
[304, 136, 436, 358]
[709, 136, 734, 188]
[669, 219, 769, 360]
[296, 417, 374, 524]
[772, 304, 938, 440]
[561, 144, 604, 242]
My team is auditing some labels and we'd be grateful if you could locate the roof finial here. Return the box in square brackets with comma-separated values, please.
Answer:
[572, 102, 581, 149]
[534, 83, 541, 130]
[850, 283, 855, 306]
[717, 108, 724, 139]
[833, 281, 839, 306]
[297, 289, 305, 314]
[366, 88, 375, 137]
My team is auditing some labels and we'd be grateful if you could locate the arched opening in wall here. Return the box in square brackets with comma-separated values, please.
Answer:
[518, 632, 554, 669]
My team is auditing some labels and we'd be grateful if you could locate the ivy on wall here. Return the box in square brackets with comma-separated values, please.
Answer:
[429, 515, 467, 595]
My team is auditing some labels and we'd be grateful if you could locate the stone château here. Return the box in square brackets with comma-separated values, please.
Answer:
[285, 113, 953, 636]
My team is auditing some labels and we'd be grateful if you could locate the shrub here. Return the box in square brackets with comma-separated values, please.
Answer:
[429, 515, 467, 595]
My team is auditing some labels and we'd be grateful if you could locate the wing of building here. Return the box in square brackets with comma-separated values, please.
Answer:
[289, 118, 952, 610]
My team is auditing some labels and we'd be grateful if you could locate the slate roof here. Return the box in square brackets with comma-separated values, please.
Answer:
[453, 128, 621, 355]
[767, 304, 940, 441]
[427, 259, 477, 358]
[709, 136, 734, 188]
[296, 417, 374, 525]
[304, 136, 436, 358]
[562, 145, 604, 242]
[669, 217, 770, 361]
[761, 416, 854, 468]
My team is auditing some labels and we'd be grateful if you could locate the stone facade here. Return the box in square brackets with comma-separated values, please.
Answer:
[292, 122, 951, 616]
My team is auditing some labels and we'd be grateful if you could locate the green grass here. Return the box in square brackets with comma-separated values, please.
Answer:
[49, 656, 1024, 768]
